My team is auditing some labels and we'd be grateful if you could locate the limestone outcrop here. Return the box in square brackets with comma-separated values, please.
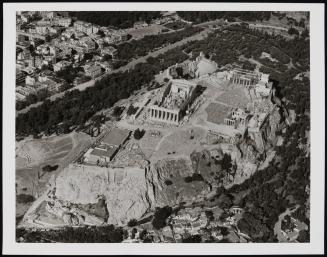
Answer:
[54, 164, 154, 225]
[150, 158, 211, 207]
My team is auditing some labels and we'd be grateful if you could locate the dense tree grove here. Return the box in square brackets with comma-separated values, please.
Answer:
[16, 48, 188, 137]
[69, 11, 162, 29]
[16, 88, 51, 111]
[151, 206, 173, 230]
[177, 11, 272, 23]
[55, 65, 84, 84]
[16, 225, 126, 243]
[183, 24, 309, 72]
[117, 26, 203, 61]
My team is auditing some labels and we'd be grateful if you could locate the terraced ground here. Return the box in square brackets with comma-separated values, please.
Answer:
[16, 135, 73, 169]
[15, 132, 92, 222]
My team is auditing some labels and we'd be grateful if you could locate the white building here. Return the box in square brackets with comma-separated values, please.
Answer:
[74, 20, 93, 35]
[53, 60, 71, 72]
[84, 65, 102, 78]
[25, 75, 37, 85]
[57, 17, 72, 27]
[100, 46, 118, 58]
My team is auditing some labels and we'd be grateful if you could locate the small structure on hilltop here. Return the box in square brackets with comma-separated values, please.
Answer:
[224, 107, 251, 131]
[193, 52, 218, 78]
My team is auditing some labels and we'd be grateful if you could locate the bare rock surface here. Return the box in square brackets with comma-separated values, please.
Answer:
[150, 158, 210, 207]
[54, 164, 154, 225]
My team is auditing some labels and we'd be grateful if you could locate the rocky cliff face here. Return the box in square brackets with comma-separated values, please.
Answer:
[54, 164, 154, 225]
[149, 158, 211, 207]
[229, 105, 285, 186]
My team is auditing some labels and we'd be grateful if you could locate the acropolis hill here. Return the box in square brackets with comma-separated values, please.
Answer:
[21, 52, 289, 230]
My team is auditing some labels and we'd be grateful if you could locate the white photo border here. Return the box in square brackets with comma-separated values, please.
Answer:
[2, 2, 325, 255]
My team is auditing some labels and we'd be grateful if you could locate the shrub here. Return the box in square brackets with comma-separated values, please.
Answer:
[127, 219, 138, 227]
[219, 226, 229, 236]
[220, 153, 232, 172]
[42, 164, 59, 172]
[164, 179, 173, 186]
[112, 106, 124, 118]
[139, 229, 147, 240]
[131, 228, 137, 239]
[182, 235, 202, 243]
[143, 237, 152, 243]
[126, 105, 138, 116]
[134, 128, 145, 140]
[297, 230, 309, 242]
[205, 210, 214, 221]
[184, 173, 204, 183]
[16, 194, 35, 204]
[288, 27, 299, 35]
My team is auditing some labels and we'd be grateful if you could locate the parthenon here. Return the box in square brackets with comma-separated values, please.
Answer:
[147, 79, 198, 125]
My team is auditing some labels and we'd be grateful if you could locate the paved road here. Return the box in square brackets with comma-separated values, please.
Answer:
[16, 28, 211, 116]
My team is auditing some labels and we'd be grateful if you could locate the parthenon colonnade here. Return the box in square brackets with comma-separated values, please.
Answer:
[149, 108, 179, 123]
[232, 77, 252, 86]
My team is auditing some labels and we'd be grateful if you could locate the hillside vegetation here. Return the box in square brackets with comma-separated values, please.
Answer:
[69, 11, 162, 29]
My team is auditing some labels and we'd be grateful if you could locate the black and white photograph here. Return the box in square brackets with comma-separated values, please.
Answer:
[2, 2, 325, 255]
